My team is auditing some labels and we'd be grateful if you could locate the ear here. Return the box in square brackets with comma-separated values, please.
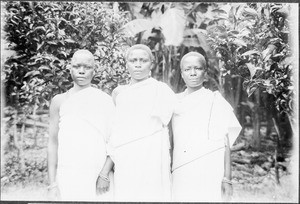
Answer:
[150, 62, 154, 70]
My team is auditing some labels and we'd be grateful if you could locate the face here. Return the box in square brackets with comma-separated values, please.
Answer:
[126, 49, 152, 83]
[181, 55, 206, 89]
[70, 53, 95, 87]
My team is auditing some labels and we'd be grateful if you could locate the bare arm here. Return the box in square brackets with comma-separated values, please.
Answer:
[222, 134, 233, 201]
[224, 134, 231, 179]
[96, 156, 114, 195]
[47, 95, 61, 185]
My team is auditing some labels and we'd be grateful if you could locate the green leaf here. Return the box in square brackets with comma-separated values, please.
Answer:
[246, 63, 261, 78]
[247, 83, 258, 97]
[120, 19, 154, 37]
[24, 70, 40, 78]
[159, 8, 186, 46]
[47, 41, 57, 45]
[46, 33, 55, 38]
[34, 26, 46, 33]
[243, 7, 258, 17]
[233, 39, 247, 47]
[58, 29, 65, 36]
[242, 50, 260, 56]
[211, 8, 228, 14]
[64, 39, 76, 43]
[37, 42, 44, 51]
[38, 66, 51, 71]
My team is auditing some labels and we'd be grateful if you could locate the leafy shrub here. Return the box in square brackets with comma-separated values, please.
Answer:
[3, 1, 130, 110]
[2, 148, 48, 187]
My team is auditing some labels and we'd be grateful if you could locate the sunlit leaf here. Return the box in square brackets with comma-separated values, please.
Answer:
[243, 7, 258, 17]
[46, 33, 55, 38]
[159, 8, 186, 46]
[242, 50, 260, 56]
[34, 26, 46, 33]
[246, 63, 261, 78]
[24, 70, 40, 78]
[183, 29, 210, 52]
[233, 38, 247, 47]
[64, 39, 75, 44]
[247, 83, 258, 97]
[58, 29, 65, 36]
[127, 2, 144, 19]
[120, 19, 154, 37]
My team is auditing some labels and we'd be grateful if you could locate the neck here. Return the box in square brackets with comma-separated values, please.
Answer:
[130, 76, 150, 85]
[186, 85, 203, 94]
[72, 83, 91, 92]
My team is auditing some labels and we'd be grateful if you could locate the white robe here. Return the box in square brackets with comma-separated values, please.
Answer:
[110, 78, 175, 202]
[171, 87, 242, 202]
[57, 87, 114, 201]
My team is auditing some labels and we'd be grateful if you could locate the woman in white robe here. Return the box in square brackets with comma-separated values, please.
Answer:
[47, 50, 114, 201]
[171, 52, 242, 202]
[109, 44, 175, 202]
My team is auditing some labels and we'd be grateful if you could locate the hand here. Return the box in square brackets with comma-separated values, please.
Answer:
[47, 185, 61, 201]
[96, 174, 110, 195]
[221, 182, 233, 201]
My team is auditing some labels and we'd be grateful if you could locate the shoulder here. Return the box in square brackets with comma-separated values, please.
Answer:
[157, 81, 175, 95]
[51, 92, 67, 105]
[112, 85, 127, 102]
[91, 87, 111, 98]
[49, 92, 67, 112]
[213, 90, 233, 111]
[112, 85, 127, 95]
[175, 92, 185, 100]
[90, 87, 114, 104]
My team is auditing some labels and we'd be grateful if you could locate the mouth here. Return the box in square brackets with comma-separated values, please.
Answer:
[76, 77, 86, 80]
[189, 78, 199, 81]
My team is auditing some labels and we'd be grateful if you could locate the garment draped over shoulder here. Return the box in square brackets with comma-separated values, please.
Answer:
[110, 78, 175, 202]
[172, 87, 242, 202]
[57, 87, 114, 201]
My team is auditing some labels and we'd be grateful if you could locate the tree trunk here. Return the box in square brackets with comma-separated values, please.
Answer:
[32, 103, 38, 147]
[266, 108, 273, 137]
[252, 89, 261, 150]
[234, 76, 242, 119]
[19, 123, 26, 171]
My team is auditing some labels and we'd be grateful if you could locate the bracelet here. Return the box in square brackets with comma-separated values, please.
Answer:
[99, 173, 110, 182]
[47, 182, 58, 190]
[222, 177, 233, 185]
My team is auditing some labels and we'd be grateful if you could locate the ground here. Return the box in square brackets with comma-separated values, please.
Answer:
[0, 125, 298, 202]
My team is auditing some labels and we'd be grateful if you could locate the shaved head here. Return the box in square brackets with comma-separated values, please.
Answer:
[71, 49, 95, 67]
[126, 44, 154, 62]
[180, 52, 206, 70]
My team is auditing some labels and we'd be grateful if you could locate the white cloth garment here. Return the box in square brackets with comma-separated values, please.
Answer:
[171, 87, 242, 202]
[57, 87, 115, 201]
[110, 78, 175, 202]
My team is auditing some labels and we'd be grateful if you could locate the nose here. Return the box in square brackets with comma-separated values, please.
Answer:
[190, 68, 196, 76]
[78, 66, 85, 74]
[134, 60, 142, 67]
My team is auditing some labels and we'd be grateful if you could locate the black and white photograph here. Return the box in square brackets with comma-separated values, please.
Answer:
[0, 1, 299, 202]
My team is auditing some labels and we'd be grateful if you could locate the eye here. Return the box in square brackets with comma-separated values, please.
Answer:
[195, 67, 204, 71]
[128, 59, 136, 63]
[85, 66, 93, 70]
